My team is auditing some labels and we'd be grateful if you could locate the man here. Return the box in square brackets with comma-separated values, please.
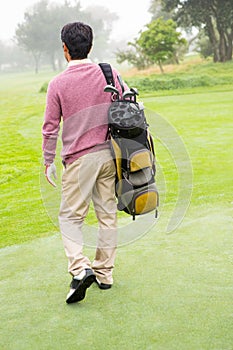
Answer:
[42, 22, 127, 304]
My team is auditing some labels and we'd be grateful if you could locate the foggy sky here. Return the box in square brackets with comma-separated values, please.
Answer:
[0, 0, 152, 43]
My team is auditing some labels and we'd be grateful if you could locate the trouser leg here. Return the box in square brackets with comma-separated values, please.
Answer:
[59, 149, 117, 281]
[91, 156, 117, 285]
[59, 156, 93, 276]
[59, 196, 91, 276]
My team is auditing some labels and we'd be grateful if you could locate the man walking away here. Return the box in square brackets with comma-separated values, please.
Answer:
[42, 22, 128, 304]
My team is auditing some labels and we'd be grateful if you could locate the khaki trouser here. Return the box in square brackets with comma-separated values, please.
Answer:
[59, 149, 117, 285]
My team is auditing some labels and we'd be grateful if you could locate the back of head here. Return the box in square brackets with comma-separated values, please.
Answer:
[61, 22, 93, 59]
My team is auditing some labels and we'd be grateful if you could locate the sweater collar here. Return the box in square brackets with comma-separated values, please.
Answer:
[68, 58, 92, 67]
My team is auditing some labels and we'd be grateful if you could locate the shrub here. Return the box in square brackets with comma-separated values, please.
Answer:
[39, 82, 48, 93]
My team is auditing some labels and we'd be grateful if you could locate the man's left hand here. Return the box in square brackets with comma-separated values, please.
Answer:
[45, 162, 57, 187]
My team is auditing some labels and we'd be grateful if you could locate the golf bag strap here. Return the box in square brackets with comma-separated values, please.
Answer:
[99, 63, 115, 86]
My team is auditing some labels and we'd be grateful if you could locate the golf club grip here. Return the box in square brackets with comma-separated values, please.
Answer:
[117, 75, 125, 93]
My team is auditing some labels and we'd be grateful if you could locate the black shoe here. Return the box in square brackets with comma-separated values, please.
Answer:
[96, 278, 112, 290]
[66, 268, 96, 304]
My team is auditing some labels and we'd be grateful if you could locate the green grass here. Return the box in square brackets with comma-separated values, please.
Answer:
[0, 70, 57, 247]
[126, 60, 233, 92]
[0, 66, 233, 349]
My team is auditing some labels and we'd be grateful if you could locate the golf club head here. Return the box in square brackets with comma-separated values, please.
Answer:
[104, 85, 120, 96]
[122, 90, 135, 100]
[130, 87, 139, 95]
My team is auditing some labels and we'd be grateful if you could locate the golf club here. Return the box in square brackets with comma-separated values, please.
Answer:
[130, 87, 138, 96]
[122, 90, 136, 101]
[104, 85, 120, 100]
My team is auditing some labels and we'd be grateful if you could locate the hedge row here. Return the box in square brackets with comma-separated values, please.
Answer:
[40, 74, 233, 94]
[125, 75, 233, 92]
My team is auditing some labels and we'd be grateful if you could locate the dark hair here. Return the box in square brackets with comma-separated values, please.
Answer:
[61, 22, 93, 59]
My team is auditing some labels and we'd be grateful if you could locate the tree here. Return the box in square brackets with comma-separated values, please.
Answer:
[137, 18, 187, 73]
[15, 1, 49, 73]
[116, 41, 154, 70]
[15, 1, 87, 72]
[0, 42, 33, 72]
[81, 5, 118, 61]
[196, 30, 214, 59]
[15, 0, 118, 73]
[159, 0, 233, 62]
[0, 41, 9, 70]
[149, 0, 173, 21]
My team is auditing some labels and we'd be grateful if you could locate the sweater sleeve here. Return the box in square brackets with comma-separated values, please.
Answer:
[42, 80, 61, 165]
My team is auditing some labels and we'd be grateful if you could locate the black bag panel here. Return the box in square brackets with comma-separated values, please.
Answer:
[108, 101, 147, 138]
[126, 168, 154, 187]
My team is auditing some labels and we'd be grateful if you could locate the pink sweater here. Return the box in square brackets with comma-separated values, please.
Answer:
[42, 62, 126, 165]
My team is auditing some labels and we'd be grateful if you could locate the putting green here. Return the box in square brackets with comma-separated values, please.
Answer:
[1, 204, 232, 349]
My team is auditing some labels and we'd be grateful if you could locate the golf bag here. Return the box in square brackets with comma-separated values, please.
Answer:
[99, 63, 159, 220]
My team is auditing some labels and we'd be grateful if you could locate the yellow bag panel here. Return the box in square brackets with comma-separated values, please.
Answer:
[134, 191, 158, 214]
[130, 151, 152, 172]
[111, 138, 122, 181]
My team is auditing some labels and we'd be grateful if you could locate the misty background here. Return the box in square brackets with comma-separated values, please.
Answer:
[1, 0, 232, 73]
[0, 0, 152, 73]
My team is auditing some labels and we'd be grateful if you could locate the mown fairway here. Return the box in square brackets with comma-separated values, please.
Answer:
[0, 66, 233, 349]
